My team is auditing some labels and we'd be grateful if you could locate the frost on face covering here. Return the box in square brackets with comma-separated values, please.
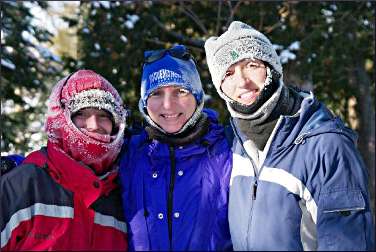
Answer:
[44, 70, 126, 175]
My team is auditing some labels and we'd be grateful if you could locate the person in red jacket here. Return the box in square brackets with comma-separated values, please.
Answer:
[0, 69, 128, 251]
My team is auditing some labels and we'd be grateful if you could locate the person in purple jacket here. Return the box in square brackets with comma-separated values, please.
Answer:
[119, 44, 233, 251]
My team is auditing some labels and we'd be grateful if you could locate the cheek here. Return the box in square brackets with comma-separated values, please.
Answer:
[255, 76, 266, 84]
[183, 97, 197, 118]
[146, 103, 159, 120]
[221, 82, 236, 98]
[101, 121, 113, 134]
[253, 70, 267, 84]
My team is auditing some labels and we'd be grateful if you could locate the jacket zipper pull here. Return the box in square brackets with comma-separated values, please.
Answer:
[252, 181, 258, 200]
[294, 132, 310, 145]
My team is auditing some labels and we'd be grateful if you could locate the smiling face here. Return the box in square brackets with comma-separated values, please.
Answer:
[146, 86, 197, 134]
[221, 58, 267, 105]
[72, 108, 113, 136]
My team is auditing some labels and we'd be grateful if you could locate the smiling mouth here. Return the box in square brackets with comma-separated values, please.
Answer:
[161, 113, 182, 119]
[239, 90, 259, 100]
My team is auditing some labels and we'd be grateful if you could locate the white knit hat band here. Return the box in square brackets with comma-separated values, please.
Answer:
[69, 89, 125, 125]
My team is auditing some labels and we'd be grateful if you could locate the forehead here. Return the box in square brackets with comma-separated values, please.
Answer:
[76, 107, 112, 116]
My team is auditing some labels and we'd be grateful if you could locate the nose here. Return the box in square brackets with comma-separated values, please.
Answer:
[234, 65, 252, 88]
[86, 115, 99, 131]
[161, 93, 174, 109]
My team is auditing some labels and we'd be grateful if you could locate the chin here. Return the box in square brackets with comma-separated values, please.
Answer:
[163, 126, 182, 134]
[239, 100, 255, 106]
[167, 129, 180, 134]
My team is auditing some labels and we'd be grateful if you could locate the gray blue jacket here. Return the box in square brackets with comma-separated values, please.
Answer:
[120, 109, 233, 251]
[228, 93, 375, 250]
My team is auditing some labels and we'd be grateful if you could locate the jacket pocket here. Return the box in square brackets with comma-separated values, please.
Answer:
[318, 189, 367, 250]
[321, 189, 365, 214]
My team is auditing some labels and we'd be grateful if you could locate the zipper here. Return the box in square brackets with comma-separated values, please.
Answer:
[142, 174, 151, 248]
[294, 132, 310, 145]
[230, 118, 259, 249]
[167, 146, 176, 250]
[230, 117, 285, 249]
[252, 181, 258, 200]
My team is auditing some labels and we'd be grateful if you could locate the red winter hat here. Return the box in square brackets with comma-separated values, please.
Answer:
[45, 70, 126, 175]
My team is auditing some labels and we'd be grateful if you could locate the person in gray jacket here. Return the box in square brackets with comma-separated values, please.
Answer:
[204, 20, 374, 250]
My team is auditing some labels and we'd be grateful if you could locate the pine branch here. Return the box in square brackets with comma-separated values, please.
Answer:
[151, 15, 204, 48]
[225, 0, 244, 28]
[215, 0, 223, 35]
[178, 1, 208, 34]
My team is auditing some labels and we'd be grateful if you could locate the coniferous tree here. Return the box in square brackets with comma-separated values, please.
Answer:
[1, 1, 62, 154]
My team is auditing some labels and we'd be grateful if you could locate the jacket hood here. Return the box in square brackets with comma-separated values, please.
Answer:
[45, 70, 126, 175]
[271, 92, 357, 149]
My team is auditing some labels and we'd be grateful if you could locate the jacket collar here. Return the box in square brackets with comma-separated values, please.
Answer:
[281, 92, 357, 145]
[232, 92, 357, 152]
[45, 142, 118, 208]
[138, 109, 224, 158]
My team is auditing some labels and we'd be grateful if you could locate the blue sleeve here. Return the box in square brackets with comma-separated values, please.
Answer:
[119, 135, 150, 251]
[119, 138, 136, 251]
[1, 155, 25, 175]
[315, 133, 375, 250]
[212, 139, 233, 251]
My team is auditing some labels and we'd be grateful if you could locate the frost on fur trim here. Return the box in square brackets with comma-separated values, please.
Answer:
[68, 89, 124, 125]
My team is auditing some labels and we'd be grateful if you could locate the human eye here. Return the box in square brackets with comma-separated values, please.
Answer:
[177, 88, 190, 96]
[73, 111, 85, 118]
[71, 111, 86, 123]
[149, 90, 162, 97]
[247, 60, 265, 69]
[96, 110, 112, 121]
[98, 113, 110, 119]
[246, 61, 259, 68]
[99, 115, 112, 123]
[223, 70, 234, 80]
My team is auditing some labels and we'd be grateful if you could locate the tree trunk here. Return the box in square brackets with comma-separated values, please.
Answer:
[353, 63, 375, 220]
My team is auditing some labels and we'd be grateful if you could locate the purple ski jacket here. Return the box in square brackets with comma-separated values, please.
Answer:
[120, 109, 233, 251]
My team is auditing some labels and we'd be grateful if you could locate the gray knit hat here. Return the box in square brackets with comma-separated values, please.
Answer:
[204, 21, 283, 102]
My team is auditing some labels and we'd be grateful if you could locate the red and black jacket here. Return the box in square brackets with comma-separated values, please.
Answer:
[1, 142, 128, 251]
